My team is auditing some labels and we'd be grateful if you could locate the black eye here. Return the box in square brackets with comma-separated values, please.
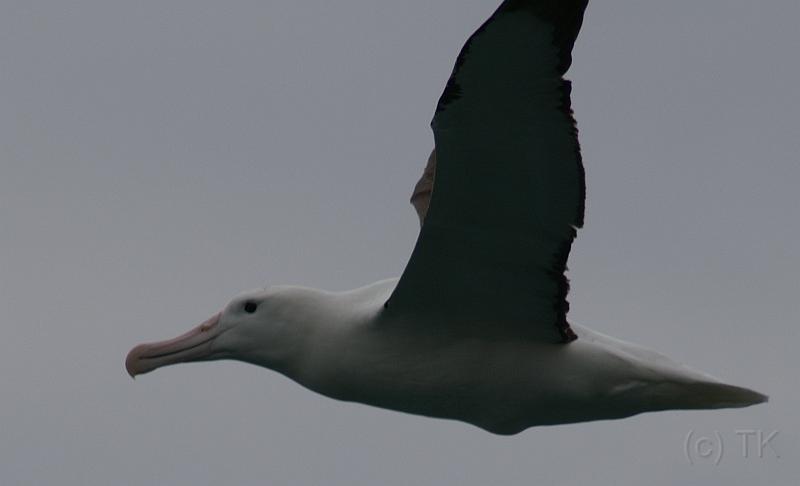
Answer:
[243, 301, 258, 313]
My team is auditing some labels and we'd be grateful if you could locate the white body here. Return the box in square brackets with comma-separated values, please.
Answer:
[240, 280, 764, 435]
[125, 1, 767, 434]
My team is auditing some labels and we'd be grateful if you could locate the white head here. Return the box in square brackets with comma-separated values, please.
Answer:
[125, 287, 314, 378]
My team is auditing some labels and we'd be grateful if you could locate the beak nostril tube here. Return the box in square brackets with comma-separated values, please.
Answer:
[125, 312, 222, 377]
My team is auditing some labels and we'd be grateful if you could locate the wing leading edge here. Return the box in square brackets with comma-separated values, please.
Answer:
[388, 0, 588, 343]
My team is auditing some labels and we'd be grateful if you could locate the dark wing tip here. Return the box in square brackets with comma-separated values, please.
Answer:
[436, 0, 589, 116]
[503, 0, 589, 74]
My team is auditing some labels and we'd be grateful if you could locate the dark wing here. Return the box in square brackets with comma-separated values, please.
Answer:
[410, 149, 436, 225]
[389, 0, 588, 343]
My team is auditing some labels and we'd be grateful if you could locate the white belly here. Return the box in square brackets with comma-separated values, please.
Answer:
[286, 282, 764, 435]
[299, 324, 657, 434]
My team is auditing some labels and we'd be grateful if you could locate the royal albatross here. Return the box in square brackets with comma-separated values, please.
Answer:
[126, 0, 766, 435]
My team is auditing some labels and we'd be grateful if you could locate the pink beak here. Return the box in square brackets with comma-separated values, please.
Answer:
[126, 312, 223, 378]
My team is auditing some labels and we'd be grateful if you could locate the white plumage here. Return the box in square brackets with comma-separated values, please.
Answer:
[126, 0, 766, 434]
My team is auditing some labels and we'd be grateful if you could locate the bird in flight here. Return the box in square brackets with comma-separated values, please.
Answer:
[126, 0, 766, 434]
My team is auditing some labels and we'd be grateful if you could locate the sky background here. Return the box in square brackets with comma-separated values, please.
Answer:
[1, 0, 797, 484]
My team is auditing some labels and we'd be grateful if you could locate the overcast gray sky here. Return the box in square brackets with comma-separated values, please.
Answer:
[1, 1, 797, 484]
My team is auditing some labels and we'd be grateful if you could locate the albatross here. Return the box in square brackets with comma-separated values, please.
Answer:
[126, 0, 766, 435]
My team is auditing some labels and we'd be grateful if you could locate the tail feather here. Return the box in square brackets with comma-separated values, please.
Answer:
[684, 381, 768, 409]
[648, 380, 768, 411]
